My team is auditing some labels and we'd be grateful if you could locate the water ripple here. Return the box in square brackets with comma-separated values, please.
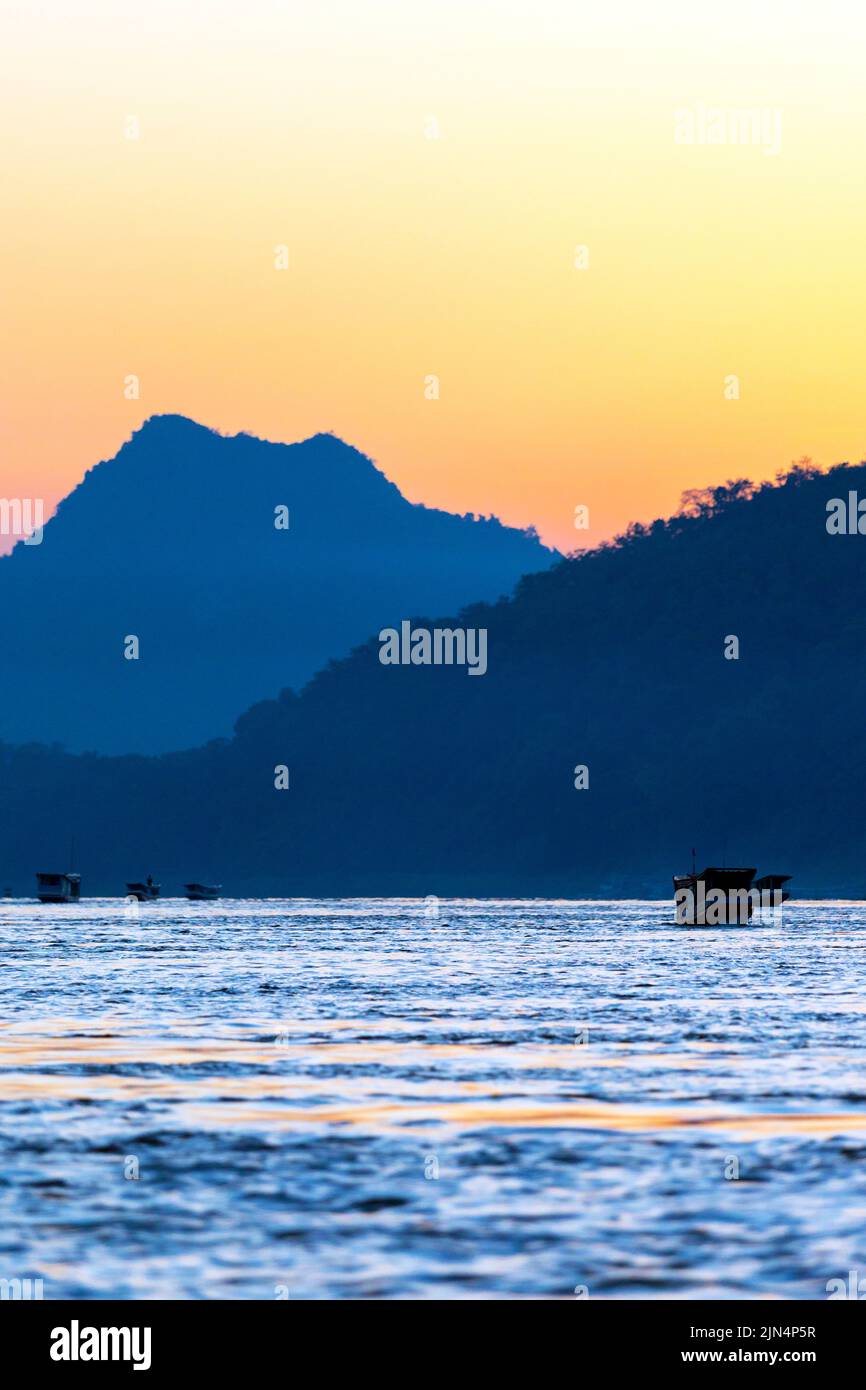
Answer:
[0, 897, 864, 1298]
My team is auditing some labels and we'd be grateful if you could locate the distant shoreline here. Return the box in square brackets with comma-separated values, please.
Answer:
[4, 894, 865, 905]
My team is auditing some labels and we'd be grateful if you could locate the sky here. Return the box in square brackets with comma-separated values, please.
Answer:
[2, 0, 865, 553]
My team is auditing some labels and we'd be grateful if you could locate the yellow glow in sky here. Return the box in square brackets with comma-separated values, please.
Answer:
[2, 0, 865, 552]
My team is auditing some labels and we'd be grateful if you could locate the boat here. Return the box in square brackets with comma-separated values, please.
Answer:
[673, 857, 790, 925]
[126, 876, 160, 902]
[184, 882, 221, 901]
[36, 872, 81, 904]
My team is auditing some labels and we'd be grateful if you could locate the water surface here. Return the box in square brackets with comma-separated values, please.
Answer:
[1, 898, 864, 1298]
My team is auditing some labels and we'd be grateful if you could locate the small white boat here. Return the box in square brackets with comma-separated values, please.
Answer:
[36, 872, 81, 904]
[184, 882, 221, 902]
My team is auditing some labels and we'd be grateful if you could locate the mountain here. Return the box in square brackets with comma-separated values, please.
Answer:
[0, 416, 557, 752]
[2, 458, 865, 897]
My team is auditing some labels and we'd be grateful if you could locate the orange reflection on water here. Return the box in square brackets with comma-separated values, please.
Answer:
[174, 1099, 866, 1139]
[2, 1016, 862, 1140]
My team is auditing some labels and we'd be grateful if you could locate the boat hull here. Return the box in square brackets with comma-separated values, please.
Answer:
[35, 872, 81, 904]
[126, 883, 160, 902]
[184, 883, 221, 901]
[673, 867, 788, 925]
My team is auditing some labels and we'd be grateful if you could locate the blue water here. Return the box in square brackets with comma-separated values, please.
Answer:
[1, 897, 865, 1299]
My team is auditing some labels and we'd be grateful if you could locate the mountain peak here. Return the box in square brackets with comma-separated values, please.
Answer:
[0, 420, 557, 752]
[135, 412, 215, 437]
[132, 415, 365, 458]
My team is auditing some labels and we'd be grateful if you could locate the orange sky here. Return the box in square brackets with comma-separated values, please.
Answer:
[2, 0, 865, 554]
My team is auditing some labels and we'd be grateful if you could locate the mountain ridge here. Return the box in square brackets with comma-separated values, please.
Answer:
[0, 416, 557, 751]
[1, 455, 864, 896]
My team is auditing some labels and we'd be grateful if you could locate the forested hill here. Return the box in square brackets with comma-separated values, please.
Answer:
[3, 459, 865, 897]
